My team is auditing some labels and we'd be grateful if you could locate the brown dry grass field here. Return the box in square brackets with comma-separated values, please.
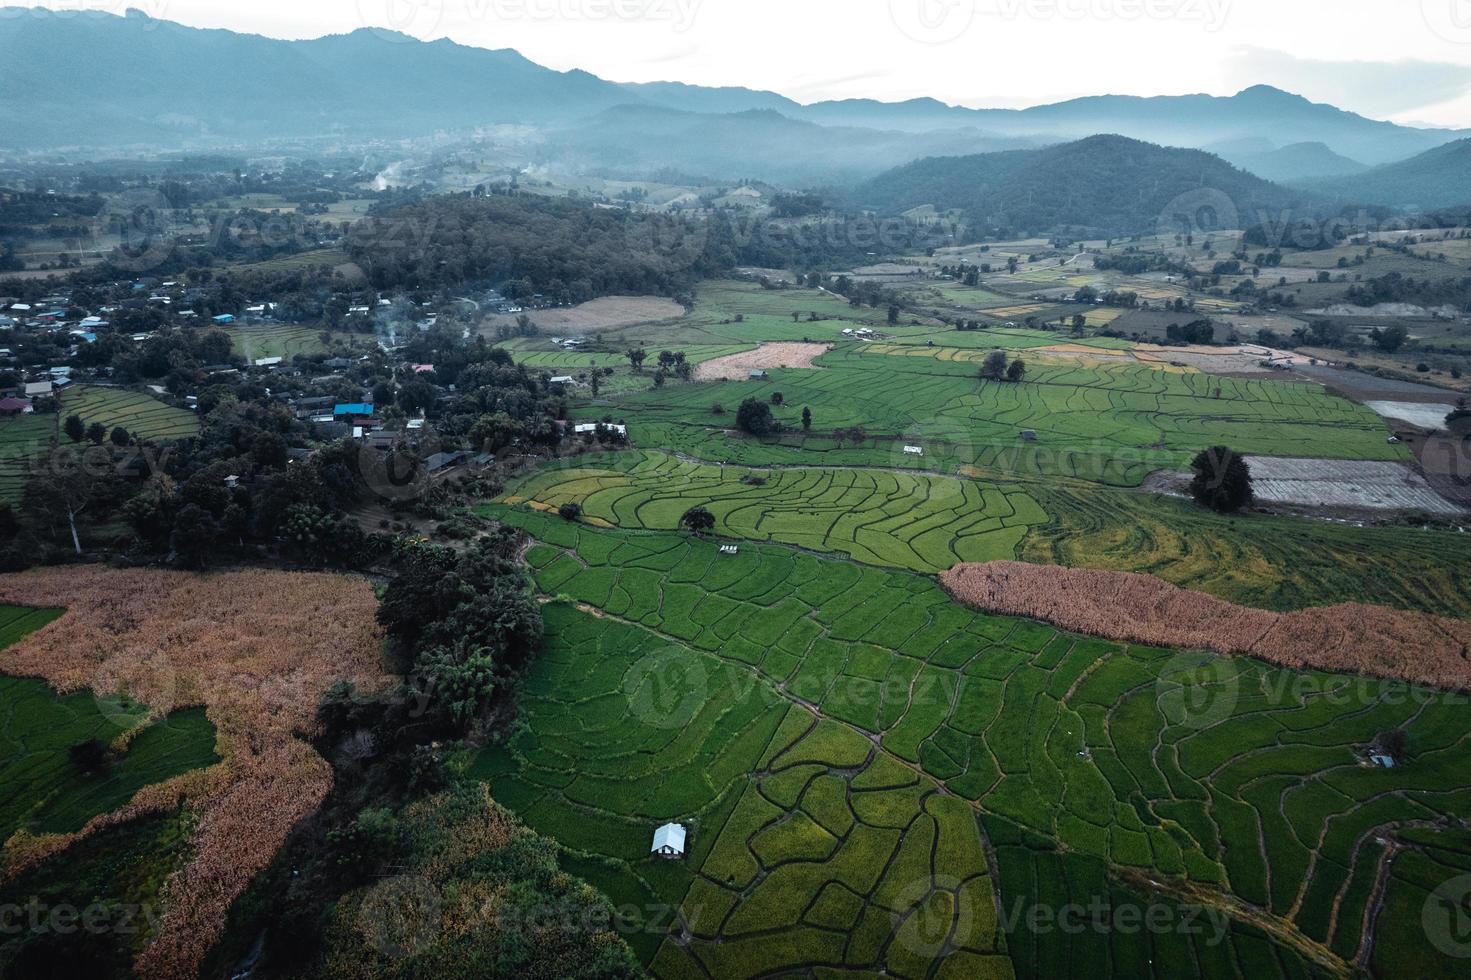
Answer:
[0, 567, 390, 980]
[941, 561, 1471, 690]
[480, 295, 684, 335]
[693, 341, 832, 380]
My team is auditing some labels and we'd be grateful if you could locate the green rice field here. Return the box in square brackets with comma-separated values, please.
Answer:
[470, 512, 1470, 979]
[494, 450, 1471, 618]
[0, 386, 199, 503]
[575, 344, 1405, 486]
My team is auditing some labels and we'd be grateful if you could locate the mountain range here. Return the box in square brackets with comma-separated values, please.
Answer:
[2, 7, 1469, 203]
[853, 135, 1314, 239]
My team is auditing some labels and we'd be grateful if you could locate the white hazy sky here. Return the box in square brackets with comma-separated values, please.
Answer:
[15, 0, 1471, 126]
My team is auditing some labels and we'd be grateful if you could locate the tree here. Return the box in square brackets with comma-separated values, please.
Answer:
[64, 414, 85, 443]
[1189, 446, 1254, 513]
[69, 738, 109, 774]
[558, 502, 582, 522]
[109, 427, 130, 447]
[1373, 729, 1408, 763]
[735, 398, 775, 437]
[85, 422, 107, 445]
[888, 305, 900, 325]
[22, 450, 126, 556]
[770, 392, 784, 406]
[1370, 324, 1408, 353]
[679, 506, 715, 535]
[626, 348, 646, 373]
[979, 350, 1009, 381]
[169, 502, 221, 568]
[801, 406, 812, 432]
[469, 412, 527, 454]
[1007, 358, 1027, 382]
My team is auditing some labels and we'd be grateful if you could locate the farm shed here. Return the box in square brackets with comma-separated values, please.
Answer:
[904, 446, 923, 456]
[651, 822, 687, 858]
[573, 423, 627, 436]
[0, 397, 28, 416]
[1020, 430, 1037, 442]
[748, 370, 768, 380]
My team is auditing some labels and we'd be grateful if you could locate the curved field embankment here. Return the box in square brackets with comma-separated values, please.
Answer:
[941, 561, 1471, 690]
[0, 567, 390, 980]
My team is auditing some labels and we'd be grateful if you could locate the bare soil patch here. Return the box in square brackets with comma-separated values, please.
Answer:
[942, 561, 1471, 691]
[694, 342, 833, 381]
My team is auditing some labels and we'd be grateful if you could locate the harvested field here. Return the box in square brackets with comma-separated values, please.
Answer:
[481, 296, 683, 335]
[692, 341, 832, 380]
[1364, 400, 1455, 430]
[941, 561, 1471, 690]
[1295, 364, 1458, 403]
[0, 567, 390, 980]
[1247, 456, 1461, 515]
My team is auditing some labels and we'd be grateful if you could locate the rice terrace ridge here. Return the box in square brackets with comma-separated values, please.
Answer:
[1, 3, 1470, 980]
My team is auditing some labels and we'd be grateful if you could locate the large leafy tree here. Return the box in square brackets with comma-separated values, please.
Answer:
[735, 398, 775, 436]
[1189, 446, 1254, 513]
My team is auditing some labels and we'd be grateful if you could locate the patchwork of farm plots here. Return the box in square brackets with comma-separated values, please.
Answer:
[580, 346, 1406, 486]
[0, 387, 198, 501]
[471, 605, 1011, 978]
[479, 514, 1471, 979]
[499, 451, 1047, 572]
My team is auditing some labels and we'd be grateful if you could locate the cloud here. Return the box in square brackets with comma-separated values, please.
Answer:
[1224, 46, 1471, 120]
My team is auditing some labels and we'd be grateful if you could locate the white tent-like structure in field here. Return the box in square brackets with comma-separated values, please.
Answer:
[651, 822, 687, 858]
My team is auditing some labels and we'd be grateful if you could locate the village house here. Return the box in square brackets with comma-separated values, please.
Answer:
[650, 822, 686, 859]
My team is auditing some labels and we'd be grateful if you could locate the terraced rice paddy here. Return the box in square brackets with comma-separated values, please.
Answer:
[59, 386, 199, 441]
[0, 387, 198, 503]
[582, 345, 1405, 486]
[471, 604, 1011, 977]
[498, 451, 1048, 571]
[225, 323, 337, 361]
[476, 513, 1471, 979]
[1025, 485, 1471, 619]
[497, 451, 1471, 618]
